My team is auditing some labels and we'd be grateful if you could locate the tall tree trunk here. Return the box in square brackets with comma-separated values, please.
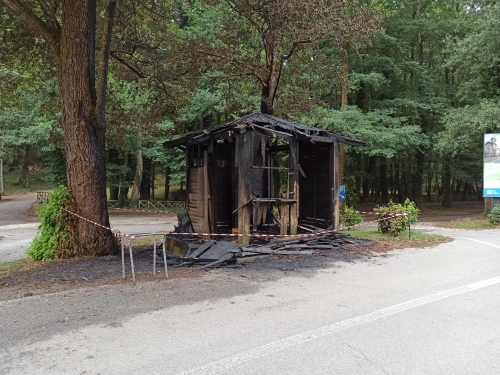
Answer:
[394, 159, 400, 201]
[164, 166, 170, 200]
[0, 138, 3, 200]
[412, 149, 424, 207]
[19, 144, 30, 188]
[260, 85, 273, 115]
[130, 148, 143, 207]
[426, 172, 432, 201]
[261, 43, 280, 115]
[339, 45, 349, 184]
[380, 157, 388, 203]
[151, 162, 155, 200]
[442, 159, 453, 208]
[118, 152, 129, 208]
[58, 0, 116, 257]
[2, 0, 118, 256]
[108, 148, 120, 200]
[140, 156, 151, 200]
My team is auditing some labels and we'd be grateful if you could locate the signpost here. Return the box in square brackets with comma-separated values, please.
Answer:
[483, 134, 500, 198]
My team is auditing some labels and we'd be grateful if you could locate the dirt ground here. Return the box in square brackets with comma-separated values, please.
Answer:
[0, 200, 483, 302]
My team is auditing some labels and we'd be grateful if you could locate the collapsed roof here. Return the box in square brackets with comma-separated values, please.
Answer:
[163, 112, 364, 149]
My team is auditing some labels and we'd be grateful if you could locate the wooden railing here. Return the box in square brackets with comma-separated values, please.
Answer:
[36, 192, 50, 203]
[139, 200, 185, 211]
[107, 200, 185, 211]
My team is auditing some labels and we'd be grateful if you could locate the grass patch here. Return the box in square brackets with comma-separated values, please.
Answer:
[346, 228, 447, 242]
[2, 169, 54, 196]
[0, 259, 43, 279]
[0, 260, 27, 272]
[343, 228, 450, 251]
[436, 216, 500, 230]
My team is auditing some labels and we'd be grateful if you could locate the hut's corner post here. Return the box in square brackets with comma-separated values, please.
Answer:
[332, 139, 340, 230]
[289, 138, 299, 235]
[238, 131, 252, 245]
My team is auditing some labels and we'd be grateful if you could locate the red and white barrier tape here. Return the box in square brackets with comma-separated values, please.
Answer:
[111, 207, 407, 217]
[64, 209, 408, 240]
[63, 209, 132, 238]
[344, 211, 411, 216]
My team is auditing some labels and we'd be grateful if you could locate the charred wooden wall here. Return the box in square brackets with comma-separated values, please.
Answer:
[213, 145, 231, 233]
[186, 167, 205, 232]
[299, 144, 332, 228]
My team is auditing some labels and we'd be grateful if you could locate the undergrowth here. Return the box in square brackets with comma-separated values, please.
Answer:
[27, 186, 73, 261]
[375, 199, 419, 237]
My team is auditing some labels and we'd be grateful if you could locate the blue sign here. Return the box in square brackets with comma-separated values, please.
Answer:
[483, 188, 500, 197]
[339, 185, 346, 202]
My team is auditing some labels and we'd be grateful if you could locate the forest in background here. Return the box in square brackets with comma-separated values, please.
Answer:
[1, 0, 499, 209]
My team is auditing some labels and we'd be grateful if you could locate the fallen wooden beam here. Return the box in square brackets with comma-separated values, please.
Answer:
[242, 247, 313, 256]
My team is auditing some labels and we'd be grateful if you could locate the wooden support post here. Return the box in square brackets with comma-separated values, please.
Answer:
[289, 138, 299, 235]
[289, 200, 298, 235]
[253, 199, 260, 231]
[238, 132, 252, 245]
[280, 203, 290, 236]
[332, 139, 340, 230]
[203, 151, 210, 239]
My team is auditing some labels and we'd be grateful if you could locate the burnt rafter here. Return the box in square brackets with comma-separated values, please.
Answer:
[163, 112, 364, 149]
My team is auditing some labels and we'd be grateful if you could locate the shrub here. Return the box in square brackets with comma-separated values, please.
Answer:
[375, 199, 419, 237]
[487, 203, 500, 224]
[341, 206, 363, 229]
[27, 186, 73, 261]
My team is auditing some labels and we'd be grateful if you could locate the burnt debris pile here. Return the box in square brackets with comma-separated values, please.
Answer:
[171, 232, 363, 269]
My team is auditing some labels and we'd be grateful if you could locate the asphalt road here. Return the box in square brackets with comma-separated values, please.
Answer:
[1, 227, 500, 374]
[0, 194, 177, 263]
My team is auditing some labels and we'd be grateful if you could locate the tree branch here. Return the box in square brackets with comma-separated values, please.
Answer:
[193, 48, 266, 86]
[2, 0, 60, 51]
[36, 0, 60, 36]
[110, 51, 147, 78]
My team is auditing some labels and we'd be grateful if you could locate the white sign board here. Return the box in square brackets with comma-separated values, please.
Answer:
[483, 134, 500, 197]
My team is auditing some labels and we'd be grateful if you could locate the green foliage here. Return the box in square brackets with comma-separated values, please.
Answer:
[447, 3, 500, 104]
[27, 186, 72, 261]
[343, 178, 359, 207]
[375, 199, 419, 237]
[341, 206, 363, 229]
[346, 228, 449, 245]
[1, 169, 54, 195]
[301, 106, 428, 158]
[487, 204, 500, 225]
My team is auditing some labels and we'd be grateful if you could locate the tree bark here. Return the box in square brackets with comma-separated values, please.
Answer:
[380, 157, 388, 203]
[2, 0, 119, 257]
[130, 148, 143, 207]
[19, 144, 30, 188]
[140, 156, 151, 200]
[58, 0, 115, 256]
[164, 166, 170, 200]
[118, 152, 129, 207]
[412, 149, 424, 207]
[0, 138, 3, 200]
[442, 159, 453, 208]
[339, 45, 349, 185]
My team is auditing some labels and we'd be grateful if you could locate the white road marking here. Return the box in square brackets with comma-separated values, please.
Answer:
[178, 275, 500, 375]
[0, 223, 39, 230]
[453, 237, 500, 249]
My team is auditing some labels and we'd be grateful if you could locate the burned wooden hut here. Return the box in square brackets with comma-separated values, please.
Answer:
[164, 113, 364, 245]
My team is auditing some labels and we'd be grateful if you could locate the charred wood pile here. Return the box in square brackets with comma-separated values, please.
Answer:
[171, 231, 361, 269]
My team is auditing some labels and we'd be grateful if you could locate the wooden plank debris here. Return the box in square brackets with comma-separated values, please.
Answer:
[187, 240, 216, 258]
[171, 211, 364, 268]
